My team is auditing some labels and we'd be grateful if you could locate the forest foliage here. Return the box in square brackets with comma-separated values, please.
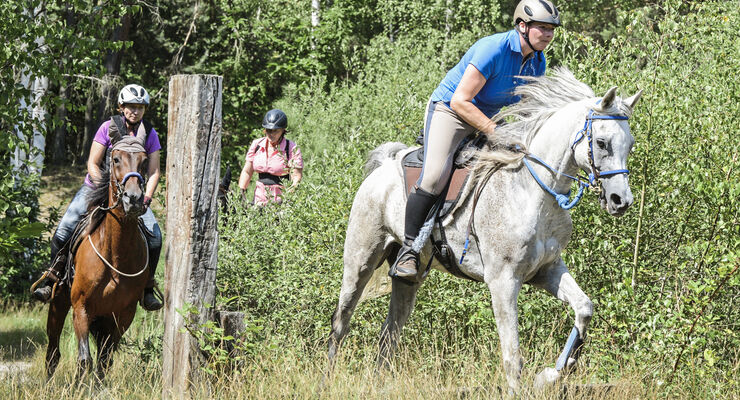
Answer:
[1, 0, 738, 396]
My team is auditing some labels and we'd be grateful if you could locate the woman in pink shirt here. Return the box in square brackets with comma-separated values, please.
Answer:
[238, 109, 304, 205]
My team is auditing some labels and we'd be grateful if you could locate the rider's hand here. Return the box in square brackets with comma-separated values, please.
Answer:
[143, 195, 152, 209]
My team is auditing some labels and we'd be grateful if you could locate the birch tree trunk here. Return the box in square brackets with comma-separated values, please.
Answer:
[13, 6, 48, 177]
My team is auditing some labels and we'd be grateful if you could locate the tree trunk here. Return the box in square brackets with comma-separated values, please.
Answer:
[13, 6, 48, 177]
[311, 0, 320, 27]
[162, 75, 223, 399]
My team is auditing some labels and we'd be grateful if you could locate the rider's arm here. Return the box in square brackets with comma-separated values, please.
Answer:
[450, 64, 496, 135]
[145, 150, 160, 199]
[238, 160, 254, 197]
[87, 142, 107, 182]
[289, 168, 303, 190]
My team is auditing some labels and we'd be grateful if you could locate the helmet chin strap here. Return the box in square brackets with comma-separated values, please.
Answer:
[520, 24, 541, 56]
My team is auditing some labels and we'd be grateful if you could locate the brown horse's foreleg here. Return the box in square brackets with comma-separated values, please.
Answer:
[90, 316, 116, 381]
[72, 306, 93, 379]
[93, 304, 138, 380]
[45, 287, 71, 379]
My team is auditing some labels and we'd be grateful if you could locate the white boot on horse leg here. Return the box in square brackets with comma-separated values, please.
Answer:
[530, 259, 593, 390]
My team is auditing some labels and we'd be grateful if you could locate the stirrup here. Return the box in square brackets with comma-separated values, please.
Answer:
[30, 270, 61, 302]
[389, 247, 420, 283]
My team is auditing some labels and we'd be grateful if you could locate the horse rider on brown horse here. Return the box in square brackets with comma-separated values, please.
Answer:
[32, 84, 163, 311]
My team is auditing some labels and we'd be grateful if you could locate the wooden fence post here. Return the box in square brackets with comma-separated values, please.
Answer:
[162, 74, 222, 399]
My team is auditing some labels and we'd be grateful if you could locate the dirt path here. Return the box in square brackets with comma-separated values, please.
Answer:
[0, 361, 32, 377]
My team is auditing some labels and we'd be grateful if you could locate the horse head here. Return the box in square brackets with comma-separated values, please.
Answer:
[574, 87, 642, 216]
[109, 133, 148, 217]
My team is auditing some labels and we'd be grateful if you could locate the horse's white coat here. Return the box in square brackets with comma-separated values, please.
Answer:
[329, 68, 641, 393]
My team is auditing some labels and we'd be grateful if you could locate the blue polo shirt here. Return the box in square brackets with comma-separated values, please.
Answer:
[430, 29, 546, 118]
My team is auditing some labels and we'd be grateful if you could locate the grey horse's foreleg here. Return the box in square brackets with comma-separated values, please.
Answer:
[377, 278, 421, 368]
[529, 259, 593, 386]
[487, 274, 524, 394]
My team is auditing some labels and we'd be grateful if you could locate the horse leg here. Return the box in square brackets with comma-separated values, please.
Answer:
[377, 277, 421, 368]
[90, 316, 116, 381]
[328, 239, 397, 363]
[94, 305, 137, 381]
[45, 288, 71, 379]
[72, 306, 93, 379]
[529, 259, 593, 389]
[487, 274, 523, 394]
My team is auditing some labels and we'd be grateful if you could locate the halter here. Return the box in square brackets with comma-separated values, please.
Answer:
[523, 108, 630, 210]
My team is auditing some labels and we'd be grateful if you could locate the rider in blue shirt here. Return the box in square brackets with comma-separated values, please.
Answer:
[391, 0, 562, 282]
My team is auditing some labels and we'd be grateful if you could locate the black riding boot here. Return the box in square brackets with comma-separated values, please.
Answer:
[140, 244, 163, 311]
[389, 188, 439, 282]
[31, 236, 67, 302]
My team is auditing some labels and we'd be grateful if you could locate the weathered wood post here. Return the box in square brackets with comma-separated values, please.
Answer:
[162, 74, 222, 398]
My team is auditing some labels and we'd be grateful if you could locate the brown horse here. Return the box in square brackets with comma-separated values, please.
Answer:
[45, 133, 151, 380]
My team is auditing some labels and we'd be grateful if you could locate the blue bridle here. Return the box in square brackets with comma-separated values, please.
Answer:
[523, 109, 630, 210]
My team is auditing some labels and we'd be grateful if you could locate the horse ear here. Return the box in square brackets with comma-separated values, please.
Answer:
[600, 86, 618, 110]
[624, 89, 643, 110]
[221, 165, 232, 189]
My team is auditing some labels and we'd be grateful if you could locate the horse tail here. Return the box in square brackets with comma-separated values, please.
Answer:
[364, 142, 408, 177]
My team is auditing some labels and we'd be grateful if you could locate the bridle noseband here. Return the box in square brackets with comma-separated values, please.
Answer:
[522, 108, 630, 210]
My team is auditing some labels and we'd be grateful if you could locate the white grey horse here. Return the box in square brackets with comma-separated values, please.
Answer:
[328, 68, 642, 392]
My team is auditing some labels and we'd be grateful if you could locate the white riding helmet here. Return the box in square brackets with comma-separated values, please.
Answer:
[513, 0, 561, 27]
[118, 84, 150, 106]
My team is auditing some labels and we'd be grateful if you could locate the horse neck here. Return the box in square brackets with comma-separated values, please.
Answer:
[102, 187, 141, 252]
[524, 104, 586, 194]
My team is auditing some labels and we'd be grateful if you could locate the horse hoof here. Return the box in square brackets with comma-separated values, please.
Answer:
[534, 367, 561, 391]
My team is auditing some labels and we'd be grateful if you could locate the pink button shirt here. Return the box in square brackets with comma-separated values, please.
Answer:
[246, 137, 303, 205]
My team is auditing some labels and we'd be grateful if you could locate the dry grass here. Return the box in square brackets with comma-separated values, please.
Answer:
[2, 301, 739, 399]
[0, 302, 662, 400]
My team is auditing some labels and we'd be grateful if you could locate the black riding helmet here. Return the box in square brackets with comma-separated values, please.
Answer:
[262, 109, 288, 130]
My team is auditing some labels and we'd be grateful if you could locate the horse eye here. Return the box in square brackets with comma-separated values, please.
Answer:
[113, 157, 120, 164]
[596, 139, 607, 150]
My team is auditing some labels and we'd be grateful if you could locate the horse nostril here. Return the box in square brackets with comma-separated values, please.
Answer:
[609, 193, 622, 206]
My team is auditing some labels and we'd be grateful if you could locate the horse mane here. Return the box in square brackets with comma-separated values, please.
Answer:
[83, 168, 111, 235]
[471, 67, 597, 181]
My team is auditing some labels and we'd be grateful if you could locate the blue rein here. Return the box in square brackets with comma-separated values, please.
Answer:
[522, 155, 588, 210]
